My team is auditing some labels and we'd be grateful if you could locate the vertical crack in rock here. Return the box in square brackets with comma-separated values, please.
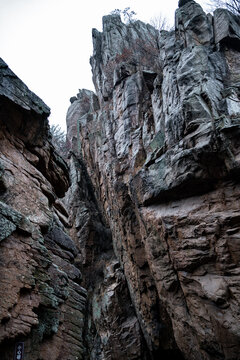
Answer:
[1, 1, 240, 359]
[66, 1, 240, 359]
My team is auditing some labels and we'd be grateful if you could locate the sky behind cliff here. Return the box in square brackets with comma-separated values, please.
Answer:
[0, 0, 208, 131]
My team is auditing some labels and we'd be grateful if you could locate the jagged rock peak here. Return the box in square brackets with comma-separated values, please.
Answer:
[102, 13, 122, 30]
[90, 12, 160, 104]
[66, 1, 240, 359]
[178, 0, 194, 7]
[66, 88, 99, 154]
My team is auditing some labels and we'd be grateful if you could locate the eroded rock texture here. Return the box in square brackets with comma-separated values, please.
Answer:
[64, 153, 150, 359]
[0, 58, 86, 360]
[67, 2, 240, 359]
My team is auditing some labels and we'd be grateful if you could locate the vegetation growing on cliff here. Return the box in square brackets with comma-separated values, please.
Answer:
[50, 124, 69, 158]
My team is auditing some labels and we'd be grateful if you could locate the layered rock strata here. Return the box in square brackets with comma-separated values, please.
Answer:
[67, 2, 240, 359]
[0, 58, 86, 360]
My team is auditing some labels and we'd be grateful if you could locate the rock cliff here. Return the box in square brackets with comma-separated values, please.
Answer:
[67, 1, 240, 359]
[1, 1, 240, 359]
[0, 58, 86, 360]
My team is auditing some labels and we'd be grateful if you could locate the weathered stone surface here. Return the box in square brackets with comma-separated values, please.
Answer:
[175, 1, 213, 46]
[1, 1, 240, 359]
[66, 89, 99, 154]
[64, 154, 150, 359]
[90, 15, 159, 104]
[0, 60, 86, 360]
[67, 1, 240, 359]
[214, 8, 240, 47]
[0, 58, 50, 116]
[0, 201, 32, 241]
[178, 0, 193, 7]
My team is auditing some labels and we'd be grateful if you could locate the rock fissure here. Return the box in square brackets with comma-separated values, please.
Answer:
[1, 1, 240, 359]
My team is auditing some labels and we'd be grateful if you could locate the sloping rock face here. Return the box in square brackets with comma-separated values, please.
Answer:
[67, 2, 240, 360]
[0, 59, 87, 360]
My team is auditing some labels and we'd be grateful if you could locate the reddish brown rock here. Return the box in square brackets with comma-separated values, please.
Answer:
[64, 154, 150, 359]
[66, 2, 240, 359]
[0, 58, 86, 360]
[1, 1, 240, 359]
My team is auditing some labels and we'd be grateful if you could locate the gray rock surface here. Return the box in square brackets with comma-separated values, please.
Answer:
[214, 8, 240, 47]
[178, 0, 193, 7]
[0, 58, 50, 116]
[64, 154, 149, 359]
[67, 1, 240, 359]
[1, 0, 240, 359]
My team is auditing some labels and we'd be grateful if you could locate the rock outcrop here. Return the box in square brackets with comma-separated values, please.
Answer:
[67, 2, 240, 359]
[1, 1, 240, 359]
[0, 58, 87, 360]
[64, 154, 150, 359]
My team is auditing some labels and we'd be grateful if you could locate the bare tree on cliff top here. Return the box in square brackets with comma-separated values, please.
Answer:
[149, 14, 171, 31]
[50, 124, 69, 158]
[110, 7, 137, 23]
[208, 0, 240, 14]
[107, 7, 169, 71]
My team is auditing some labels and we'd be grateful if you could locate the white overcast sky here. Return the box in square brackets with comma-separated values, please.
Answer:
[0, 0, 208, 131]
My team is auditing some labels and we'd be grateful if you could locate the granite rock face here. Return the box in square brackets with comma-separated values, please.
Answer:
[0, 59, 87, 360]
[67, 2, 240, 359]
